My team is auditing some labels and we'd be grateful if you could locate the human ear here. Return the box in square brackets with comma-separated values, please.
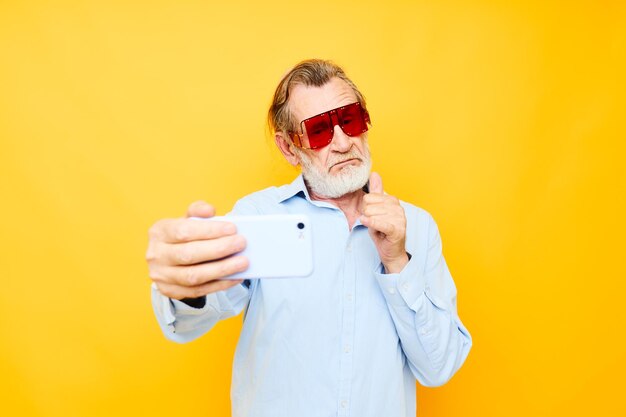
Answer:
[275, 132, 300, 167]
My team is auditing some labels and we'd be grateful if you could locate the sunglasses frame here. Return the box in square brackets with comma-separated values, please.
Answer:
[288, 102, 371, 150]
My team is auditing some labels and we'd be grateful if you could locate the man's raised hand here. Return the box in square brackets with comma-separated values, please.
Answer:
[360, 173, 409, 274]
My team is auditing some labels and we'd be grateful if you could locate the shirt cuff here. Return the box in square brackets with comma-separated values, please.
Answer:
[169, 291, 230, 318]
[151, 283, 215, 324]
[151, 283, 177, 332]
[180, 297, 206, 308]
[374, 253, 427, 309]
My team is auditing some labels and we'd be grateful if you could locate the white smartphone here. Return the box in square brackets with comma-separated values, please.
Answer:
[192, 214, 313, 279]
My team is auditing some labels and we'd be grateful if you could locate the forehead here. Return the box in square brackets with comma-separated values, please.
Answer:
[289, 77, 358, 123]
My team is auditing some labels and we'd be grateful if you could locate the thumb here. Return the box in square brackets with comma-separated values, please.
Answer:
[368, 171, 384, 194]
[186, 200, 215, 218]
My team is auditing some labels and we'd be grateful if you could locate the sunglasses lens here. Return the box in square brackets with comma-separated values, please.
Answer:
[302, 114, 333, 149]
[299, 103, 370, 149]
[338, 103, 369, 137]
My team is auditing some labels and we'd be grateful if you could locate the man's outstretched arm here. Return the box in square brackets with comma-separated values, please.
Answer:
[147, 200, 251, 342]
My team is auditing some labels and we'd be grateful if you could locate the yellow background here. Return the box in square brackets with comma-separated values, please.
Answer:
[1, 1, 624, 416]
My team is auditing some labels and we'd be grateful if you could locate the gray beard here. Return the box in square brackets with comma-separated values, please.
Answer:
[295, 146, 372, 199]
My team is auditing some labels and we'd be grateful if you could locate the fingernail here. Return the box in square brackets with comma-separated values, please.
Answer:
[235, 257, 248, 268]
[234, 236, 246, 251]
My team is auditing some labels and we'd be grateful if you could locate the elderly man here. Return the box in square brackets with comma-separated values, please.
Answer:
[147, 59, 472, 417]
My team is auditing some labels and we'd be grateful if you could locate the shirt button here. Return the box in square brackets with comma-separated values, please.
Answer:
[341, 400, 348, 408]
[346, 294, 353, 302]
[402, 283, 409, 291]
[420, 327, 428, 335]
[346, 244, 352, 252]
[387, 287, 396, 295]
[344, 345, 351, 353]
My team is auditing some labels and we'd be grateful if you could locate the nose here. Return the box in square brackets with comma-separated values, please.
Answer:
[329, 124, 352, 152]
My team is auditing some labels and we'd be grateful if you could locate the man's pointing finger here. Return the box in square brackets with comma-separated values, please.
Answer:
[368, 171, 384, 194]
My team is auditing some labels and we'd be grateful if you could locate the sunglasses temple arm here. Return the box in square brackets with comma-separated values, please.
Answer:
[292, 133, 302, 148]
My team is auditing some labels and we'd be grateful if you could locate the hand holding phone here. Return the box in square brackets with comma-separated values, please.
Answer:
[197, 214, 314, 279]
[146, 201, 251, 300]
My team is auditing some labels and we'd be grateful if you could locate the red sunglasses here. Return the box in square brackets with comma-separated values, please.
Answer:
[289, 102, 371, 150]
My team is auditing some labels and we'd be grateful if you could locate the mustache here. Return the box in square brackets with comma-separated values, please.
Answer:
[327, 150, 366, 170]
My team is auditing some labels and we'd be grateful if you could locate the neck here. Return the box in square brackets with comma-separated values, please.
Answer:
[308, 186, 365, 230]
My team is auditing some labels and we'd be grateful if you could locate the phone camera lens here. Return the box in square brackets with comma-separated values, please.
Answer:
[297, 222, 305, 230]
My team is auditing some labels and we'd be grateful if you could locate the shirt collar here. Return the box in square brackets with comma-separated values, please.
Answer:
[277, 173, 371, 204]
[277, 174, 310, 204]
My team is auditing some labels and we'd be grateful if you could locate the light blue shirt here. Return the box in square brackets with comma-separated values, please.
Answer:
[152, 175, 472, 417]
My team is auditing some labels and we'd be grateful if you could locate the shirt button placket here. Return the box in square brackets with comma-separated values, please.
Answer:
[338, 235, 356, 416]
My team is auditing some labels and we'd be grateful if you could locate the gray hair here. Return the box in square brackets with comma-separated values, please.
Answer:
[267, 59, 367, 135]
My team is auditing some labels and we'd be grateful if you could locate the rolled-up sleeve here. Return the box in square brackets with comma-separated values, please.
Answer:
[150, 197, 260, 343]
[374, 210, 472, 387]
[151, 282, 250, 343]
